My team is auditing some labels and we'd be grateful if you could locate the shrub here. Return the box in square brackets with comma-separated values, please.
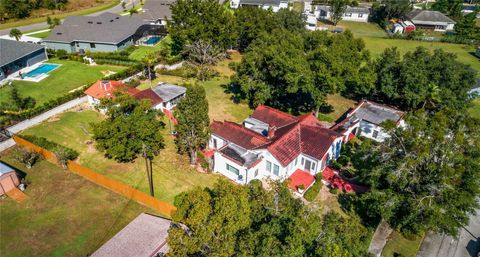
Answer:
[330, 187, 339, 194]
[18, 135, 79, 162]
[12, 147, 41, 169]
[330, 160, 342, 170]
[337, 155, 350, 167]
[304, 181, 322, 201]
[55, 49, 68, 59]
[124, 79, 141, 87]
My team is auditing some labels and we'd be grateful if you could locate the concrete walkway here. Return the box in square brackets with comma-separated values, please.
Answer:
[368, 220, 393, 257]
[416, 208, 480, 257]
[0, 96, 88, 153]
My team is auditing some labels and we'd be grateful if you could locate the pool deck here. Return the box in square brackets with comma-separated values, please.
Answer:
[8, 62, 60, 83]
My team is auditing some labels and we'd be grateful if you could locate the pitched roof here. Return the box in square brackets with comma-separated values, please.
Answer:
[250, 105, 298, 128]
[84, 80, 140, 99]
[0, 39, 45, 67]
[211, 106, 341, 167]
[348, 100, 404, 126]
[150, 83, 186, 102]
[136, 0, 174, 21]
[91, 213, 171, 257]
[211, 121, 269, 150]
[0, 162, 14, 175]
[239, 0, 284, 6]
[407, 10, 456, 25]
[44, 12, 147, 44]
[134, 88, 164, 106]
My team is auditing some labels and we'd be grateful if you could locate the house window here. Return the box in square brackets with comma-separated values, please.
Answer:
[90, 43, 96, 48]
[345, 13, 352, 17]
[312, 162, 316, 171]
[226, 164, 239, 176]
[295, 158, 298, 166]
[213, 138, 217, 149]
[266, 161, 272, 172]
[359, 13, 363, 18]
[76, 42, 79, 47]
[254, 169, 259, 177]
[373, 130, 379, 138]
[301, 158, 304, 165]
[273, 164, 279, 176]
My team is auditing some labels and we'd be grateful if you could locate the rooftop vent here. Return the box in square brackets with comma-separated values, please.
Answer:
[56, 32, 62, 35]
[97, 22, 102, 24]
[88, 21, 93, 24]
[116, 17, 120, 19]
[110, 19, 114, 22]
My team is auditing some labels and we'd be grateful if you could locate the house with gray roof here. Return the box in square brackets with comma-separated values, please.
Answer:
[332, 100, 405, 143]
[134, 82, 186, 110]
[43, 12, 165, 53]
[307, 4, 370, 22]
[230, 0, 288, 12]
[91, 213, 172, 257]
[135, 0, 175, 25]
[407, 10, 456, 31]
[0, 39, 47, 82]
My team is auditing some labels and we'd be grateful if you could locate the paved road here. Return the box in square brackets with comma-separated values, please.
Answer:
[0, 0, 141, 36]
[417, 208, 480, 257]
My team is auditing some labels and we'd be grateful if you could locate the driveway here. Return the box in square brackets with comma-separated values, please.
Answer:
[416, 208, 480, 257]
[0, 0, 141, 36]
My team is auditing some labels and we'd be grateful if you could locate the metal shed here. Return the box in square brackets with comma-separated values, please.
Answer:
[0, 162, 19, 196]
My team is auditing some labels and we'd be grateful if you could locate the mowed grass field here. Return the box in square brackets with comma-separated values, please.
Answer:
[20, 109, 221, 204]
[382, 231, 424, 257]
[0, 59, 124, 106]
[338, 21, 480, 75]
[0, 151, 150, 257]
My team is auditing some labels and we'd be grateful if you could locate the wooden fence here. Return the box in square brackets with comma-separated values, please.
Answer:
[13, 135, 176, 217]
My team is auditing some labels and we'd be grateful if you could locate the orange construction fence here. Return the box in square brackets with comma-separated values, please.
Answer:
[13, 135, 176, 217]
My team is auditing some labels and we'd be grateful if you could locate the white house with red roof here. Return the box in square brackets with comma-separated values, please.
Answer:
[84, 80, 141, 107]
[208, 105, 344, 195]
[332, 100, 405, 143]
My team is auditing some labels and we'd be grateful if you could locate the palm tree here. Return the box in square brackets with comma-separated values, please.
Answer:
[422, 83, 441, 109]
[128, 8, 138, 16]
[142, 53, 157, 85]
[9, 29, 22, 41]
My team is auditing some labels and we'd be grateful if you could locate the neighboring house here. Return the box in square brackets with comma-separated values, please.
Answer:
[135, 82, 186, 111]
[476, 47, 480, 58]
[43, 12, 166, 53]
[91, 213, 171, 257]
[230, 0, 288, 12]
[84, 80, 140, 106]
[308, 4, 370, 22]
[0, 34, 43, 44]
[332, 100, 405, 143]
[136, 0, 174, 25]
[407, 10, 456, 31]
[208, 105, 344, 195]
[0, 162, 20, 197]
[0, 39, 48, 82]
[468, 79, 480, 99]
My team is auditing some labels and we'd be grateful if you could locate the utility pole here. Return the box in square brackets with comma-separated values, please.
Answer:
[142, 144, 154, 196]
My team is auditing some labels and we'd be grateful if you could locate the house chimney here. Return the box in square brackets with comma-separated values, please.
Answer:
[101, 81, 111, 91]
[267, 126, 276, 139]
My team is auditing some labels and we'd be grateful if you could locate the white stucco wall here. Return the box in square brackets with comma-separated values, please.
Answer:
[359, 120, 390, 142]
[213, 152, 249, 184]
[314, 9, 369, 22]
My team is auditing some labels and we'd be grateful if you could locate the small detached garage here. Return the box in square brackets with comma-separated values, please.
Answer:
[0, 162, 20, 196]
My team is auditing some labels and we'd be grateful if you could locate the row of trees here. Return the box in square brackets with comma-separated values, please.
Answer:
[1, 0, 68, 20]
[168, 181, 371, 257]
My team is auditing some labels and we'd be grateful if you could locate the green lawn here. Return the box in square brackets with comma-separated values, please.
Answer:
[0, 59, 125, 106]
[0, 0, 120, 30]
[337, 21, 480, 74]
[382, 231, 424, 257]
[21, 110, 221, 204]
[27, 30, 51, 38]
[128, 36, 172, 61]
[469, 99, 480, 119]
[0, 150, 150, 257]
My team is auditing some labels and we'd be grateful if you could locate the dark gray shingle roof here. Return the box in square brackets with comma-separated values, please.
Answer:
[136, 0, 174, 21]
[407, 10, 456, 25]
[239, 0, 284, 6]
[0, 39, 45, 67]
[44, 12, 148, 44]
[352, 101, 404, 126]
[151, 83, 186, 102]
[314, 5, 369, 14]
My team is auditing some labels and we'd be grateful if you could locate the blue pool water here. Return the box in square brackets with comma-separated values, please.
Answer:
[144, 36, 161, 45]
[24, 63, 60, 78]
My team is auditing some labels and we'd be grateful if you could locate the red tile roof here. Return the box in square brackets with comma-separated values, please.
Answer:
[251, 105, 298, 128]
[134, 88, 163, 106]
[84, 80, 140, 99]
[288, 169, 315, 193]
[211, 121, 269, 150]
[211, 108, 342, 167]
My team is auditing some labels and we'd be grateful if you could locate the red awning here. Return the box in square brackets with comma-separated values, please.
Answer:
[288, 169, 315, 192]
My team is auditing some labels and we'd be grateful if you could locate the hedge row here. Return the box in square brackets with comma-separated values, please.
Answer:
[19, 135, 79, 160]
[95, 58, 139, 66]
[105, 63, 144, 80]
[303, 174, 323, 201]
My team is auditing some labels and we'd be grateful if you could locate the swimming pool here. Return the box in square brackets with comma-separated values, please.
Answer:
[24, 63, 60, 78]
[143, 36, 161, 45]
